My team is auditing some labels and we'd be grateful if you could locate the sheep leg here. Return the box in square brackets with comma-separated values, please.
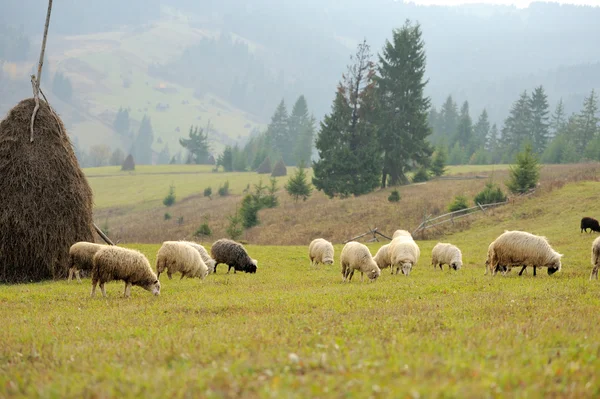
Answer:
[533, 266, 537, 277]
[361, 272, 364, 282]
[167, 271, 172, 280]
[518, 265, 527, 276]
[348, 270, 355, 282]
[91, 279, 98, 297]
[180, 272, 186, 280]
[75, 270, 82, 283]
[439, 264, 443, 271]
[590, 266, 599, 280]
[124, 282, 132, 298]
[68, 268, 74, 282]
[100, 283, 107, 298]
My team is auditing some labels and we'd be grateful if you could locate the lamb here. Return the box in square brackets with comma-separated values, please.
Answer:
[179, 241, 216, 274]
[340, 241, 380, 282]
[156, 241, 209, 280]
[431, 243, 463, 271]
[91, 246, 160, 297]
[488, 230, 562, 276]
[392, 230, 413, 240]
[68, 242, 105, 282]
[210, 239, 257, 274]
[388, 236, 420, 276]
[373, 244, 392, 274]
[308, 238, 334, 266]
[590, 236, 600, 280]
[581, 217, 600, 233]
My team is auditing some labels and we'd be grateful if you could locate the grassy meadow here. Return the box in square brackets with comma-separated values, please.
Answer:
[2, 164, 600, 397]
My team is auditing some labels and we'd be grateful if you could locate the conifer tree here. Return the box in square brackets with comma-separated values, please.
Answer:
[549, 99, 566, 139]
[501, 91, 532, 161]
[266, 100, 291, 164]
[574, 89, 599, 155]
[285, 161, 313, 202]
[378, 20, 432, 186]
[455, 101, 474, 155]
[506, 144, 540, 194]
[440, 95, 458, 144]
[529, 85, 550, 154]
[132, 115, 154, 164]
[288, 95, 315, 165]
[473, 109, 490, 151]
[179, 126, 211, 164]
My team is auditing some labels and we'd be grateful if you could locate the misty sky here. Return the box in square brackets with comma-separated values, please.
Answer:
[406, 0, 599, 6]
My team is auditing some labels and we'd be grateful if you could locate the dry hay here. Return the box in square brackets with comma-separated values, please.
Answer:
[0, 98, 94, 283]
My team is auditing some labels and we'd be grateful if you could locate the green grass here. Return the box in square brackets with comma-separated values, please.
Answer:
[1, 239, 599, 397]
[85, 165, 298, 209]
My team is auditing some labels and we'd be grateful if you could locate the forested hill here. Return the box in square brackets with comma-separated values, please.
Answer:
[1, 0, 599, 148]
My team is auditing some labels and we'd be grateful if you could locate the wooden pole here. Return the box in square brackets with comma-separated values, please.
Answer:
[30, 0, 53, 142]
[94, 223, 115, 246]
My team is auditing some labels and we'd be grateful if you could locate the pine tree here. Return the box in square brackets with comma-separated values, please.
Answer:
[487, 123, 501, 163]
[288, 95, 315, 165]
[455, 101, 474, 155]
[217, 146, 234, 172]
[529, 85, 550, 154]
[313, 40, 382, 198]
[285, 161, 313, 202]
[266, 100, 291, 164]
[430, 147, 447, 177]
[574, 89, 599, 155]
[549, 98, 566, 139]
[378, 21, 432, 186]
[473, 109, 490, 151]
[439, 95, 458, 145]
[132, 115, 154, 164]
[179, 125, 211, 164]
[506, 144, 540, 194]
[501, 91, 532, 160]
[113, 107, 130, 136]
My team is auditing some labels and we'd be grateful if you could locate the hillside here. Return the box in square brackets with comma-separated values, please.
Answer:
[90, 163, 600, 245]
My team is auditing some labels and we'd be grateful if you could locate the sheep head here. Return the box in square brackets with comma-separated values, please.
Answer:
[401, 261, 413, 276]
[143, 279, 161, 296]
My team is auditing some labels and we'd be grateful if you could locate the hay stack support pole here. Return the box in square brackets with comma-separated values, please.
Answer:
[30, 0, 54, 142]
[93, 223, 115, 246]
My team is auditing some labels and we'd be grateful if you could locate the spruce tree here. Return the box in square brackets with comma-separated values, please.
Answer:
[179, 126, 211, 164]
[378, 20, 432, 186]
[529, 85, 550, 155]
[574, 89, 599, 155]
[313, 40, 382, 198]
[285, 161, 313, 202]
[266, 100, 291, 164]
[473, 109, 490, 151]
[506, 144, 541, 194]
[549, 99, 566, 139]
[288, 95, 315, 165]
[440, 95, 458, 145]
[113, 107, 130, 136]
[430, 147, 447, 177]
[501, 91, 532, 161]
[455, 101, 474, 155]
[132, 115, 154, 164]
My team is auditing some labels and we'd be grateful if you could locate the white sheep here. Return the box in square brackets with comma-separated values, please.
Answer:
[340, 241, 381, 282]
[68, 242, 105, 282]
[308, 238, 334, 266]
[431, 243, 463, 271]
[590, 236, 600, 280]
[91, 246, 160, 297]
[373, 244, 392, 274]
[488, 230, 562, 276]
[156, 241, 209, 280]
[392, 230, 413, 240]
[389, 236, 420, 276]
[180, 241, 216, 274]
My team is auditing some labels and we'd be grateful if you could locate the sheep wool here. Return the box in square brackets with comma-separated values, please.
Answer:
[431, 243, 463, 271]
[340, 241, 380, 282]
[179, 241, 216, 274]
[389, 236, 420, 276]
[210, 239, 257, 274]
[373, 244, 392, 273]
[91, 246, 160, 297]
[156, 241, 208, 280]
[392, 230, 413, 240]
[488, 230, 562, 276]
[308, 238, 334, 266]
[590, 236, 600, 280]
[68, 242, 105, 282]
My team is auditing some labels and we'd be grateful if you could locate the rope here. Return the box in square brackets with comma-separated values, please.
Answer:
[30, 0, 53, 143]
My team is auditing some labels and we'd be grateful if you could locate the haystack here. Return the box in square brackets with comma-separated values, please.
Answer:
[0, 98, 94, 283]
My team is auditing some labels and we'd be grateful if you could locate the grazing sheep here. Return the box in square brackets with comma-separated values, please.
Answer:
[211, 239, 257, 274]
[431, 243, 463, 271]
[156, 241, 208, 280]
[581, 217, 600, 233]
[373, 244, 392, 274]
[340, 241, 380, 282]
[484, 241, 513, 276]
[68, 242, 104, 282]
[91, 246, 160, 297]
[180, 241, 216, 274]
[392, 230, 413, 240]
[590, 236, 600, 280]
[488, 231, 562, 277]
[389, 236, 420, 276]
[308, 238, 334, 266]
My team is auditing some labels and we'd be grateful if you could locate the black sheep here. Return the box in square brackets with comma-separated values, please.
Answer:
[581, 217, 600, 233]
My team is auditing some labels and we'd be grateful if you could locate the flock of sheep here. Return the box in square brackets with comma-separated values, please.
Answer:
[68, 217, 600, 296]
[69, 239, 257, 297]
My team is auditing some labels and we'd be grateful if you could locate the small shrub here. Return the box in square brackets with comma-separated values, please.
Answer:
[271, 159, 287, 177]
[388, 190, 400, 202]
[240, 194, 261, 229]
[177, 216, 184, 225]
[474, 182, 507, 205]
[506, 144, 541, 194]
[263, 177, 279, 208]
[430, 147, 447, 177]
[226, 211, 244, 240]
[448, 195, 469, 213]
[194, 223, 212, 237]
[256, 156, 272, 174]
[218, 181, 230, 197]
[121, 154, 135, 171]
[204, 187, 212, 199]
[164, 212, 171, 220]
[163, 185, 176, 206]
[284, 161, 312, 203]
[412, 167, 430, 183]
